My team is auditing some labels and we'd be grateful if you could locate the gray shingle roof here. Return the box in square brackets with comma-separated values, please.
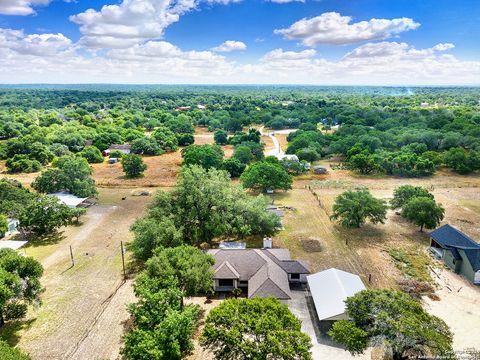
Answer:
[208, 248, 302, 299]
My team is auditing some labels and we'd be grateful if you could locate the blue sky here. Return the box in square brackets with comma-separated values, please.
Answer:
[0, 0, 479, 84]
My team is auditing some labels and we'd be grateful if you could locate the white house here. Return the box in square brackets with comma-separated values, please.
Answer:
[49, 192, 90, 208]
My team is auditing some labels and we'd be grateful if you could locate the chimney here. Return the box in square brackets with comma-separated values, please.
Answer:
[263, 237, 272, 249]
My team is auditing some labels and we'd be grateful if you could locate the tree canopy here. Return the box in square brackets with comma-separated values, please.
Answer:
[129, 166, 280, 261]
[328, 289, 453, 359]
[201, 297, 313, 360]
[240, 160, 293, 192]
[331, 189, 388, 228]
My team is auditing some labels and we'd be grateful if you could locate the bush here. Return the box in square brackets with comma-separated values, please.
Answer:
[176, 133, 195, 146]
[214, 130, 228, 145]
[80, 146, 104, 163]
[221, 158, 246, 177]
[6, 155, 41, 173]
[122, 154, 147, 178]
[0, 340, 31, 360]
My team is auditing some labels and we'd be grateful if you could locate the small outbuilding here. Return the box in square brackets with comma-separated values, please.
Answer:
[0, 240, 28, 250]
[49, 192, 91, 208]
[104, 144, 131, 155]
[307, 268, 366, 332]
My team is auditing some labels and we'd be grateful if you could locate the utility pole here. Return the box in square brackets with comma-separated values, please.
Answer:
[121, 241, 126, 282]
[69, 245, 74, 267]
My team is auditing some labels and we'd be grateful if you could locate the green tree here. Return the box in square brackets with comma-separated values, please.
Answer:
[130, 166, 280, 255]
[152, 126, 179, 151]
[32, 155, 96, 197]
[232, 145, 253, 164]
[349, 153, 380, 175]
[129, 218, 183, 261]
[0, 340, 31, 360]
[201, 297, 313, 360]
[402, 197, 445, 231]
[5, 155, 41, 173]
[0, 215, 8, 236]
[122, 154, 147, 178]
[214, 130, 228, 145]
[80, 146, 104, 163]
[331, 189, 388, 228]
[18, 196, 77, 236]
[240, 161, 293, 192]
[444, 147, 480, 174]
[328, 290, 453, 359]
[137, 246, 214, 298]
[181, 144, 224, 169]
[0, 179, 36, 218]
[221, 158, 246, 178]
[390, 185, 434, 209]
[131, 137, 164, 156]
[0, 248, 43, 326]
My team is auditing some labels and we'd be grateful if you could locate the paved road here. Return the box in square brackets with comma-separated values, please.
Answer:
[260, 126, 297, 157]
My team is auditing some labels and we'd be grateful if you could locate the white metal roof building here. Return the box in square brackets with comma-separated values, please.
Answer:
[0, 240, 28, 250]
[49, 192, 89, 208]
[307, 268, 366, 321]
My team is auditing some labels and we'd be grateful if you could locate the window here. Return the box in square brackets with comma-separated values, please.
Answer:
[218, 279, 234, 287]
[290, 273, 300, 280]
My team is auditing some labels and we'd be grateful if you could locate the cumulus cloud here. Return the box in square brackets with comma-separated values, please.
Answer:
[70, 0, 242, 49]
[274, 12, 420, 46]
[212, 40, 246, 52]
[0, 0, 50, 16]
[0, 26, 478, 85]
[0, 28, 72, 56]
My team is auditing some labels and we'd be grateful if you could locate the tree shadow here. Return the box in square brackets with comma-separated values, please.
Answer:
[0, 318, 36, 346]
[22, 231, 66, 248]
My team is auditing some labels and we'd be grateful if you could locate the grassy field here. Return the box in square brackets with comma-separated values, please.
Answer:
[0, 188, 154, 360]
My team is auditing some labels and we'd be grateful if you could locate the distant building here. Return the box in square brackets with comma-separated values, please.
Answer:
[175, 106, 191, 111]
[104, 144, 131, 155]
[307, 268, 366, 332]
[430, 224, 480, 284]
[207, 248, 310, 299]
[108, 158, 119, 164]
[197, 104, 206, 110]
[277, 154, 299, 162]
[313, 165, 328, 174]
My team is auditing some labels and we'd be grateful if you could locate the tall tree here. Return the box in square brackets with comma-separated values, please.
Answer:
[390, 185, 434, 210]
[402, 197, 445, 231]
[0, 249, 43, 326]
[122, 154, 147, 178]
[328, 290, 453, 360]
[240, 161, 292, 192]
[331, 189, 388, 228]
[201, 297, 313, 360]
[181, 144, 224, 169]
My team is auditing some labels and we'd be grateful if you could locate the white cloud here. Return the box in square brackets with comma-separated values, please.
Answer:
[70, 0, 242, 49]
[212, 40, 246, 52]
[274, 12, 420, 46]
[0, 27, 478, 86]
[0, 0, 50, 16]
[0, 28, 72, 56]
[261, 48, 315, 61]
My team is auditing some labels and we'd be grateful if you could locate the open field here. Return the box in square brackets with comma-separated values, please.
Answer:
[1, 188, 154, 360]
[269, 165, 480, 351]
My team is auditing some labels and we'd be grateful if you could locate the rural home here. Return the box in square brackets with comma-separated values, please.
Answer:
[307, 268, 366, 332]
[104, 144, 131, 155]
[277, 154, 299, 162]
[207, 248, 309, 300]
[430, 224, 480, 284]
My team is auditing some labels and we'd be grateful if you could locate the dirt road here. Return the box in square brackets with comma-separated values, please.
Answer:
[17, 188, 151, 360]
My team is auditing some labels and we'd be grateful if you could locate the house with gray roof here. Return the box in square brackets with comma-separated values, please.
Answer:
[430, 224, 480, 284]
[207, 248, 310, 299]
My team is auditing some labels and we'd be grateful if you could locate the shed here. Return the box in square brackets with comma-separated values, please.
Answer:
[307, 268, 365, 332]
[313, 165, 328, 174]
[108, 158, 119, 164]
[49, 192, 90, 208]
[105, 144, 131, 155]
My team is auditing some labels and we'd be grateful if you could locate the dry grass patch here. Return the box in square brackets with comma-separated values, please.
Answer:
[300, 238, 323, 252]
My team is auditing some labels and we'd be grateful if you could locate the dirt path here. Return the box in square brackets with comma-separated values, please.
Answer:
[17, 188, 151, 359]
